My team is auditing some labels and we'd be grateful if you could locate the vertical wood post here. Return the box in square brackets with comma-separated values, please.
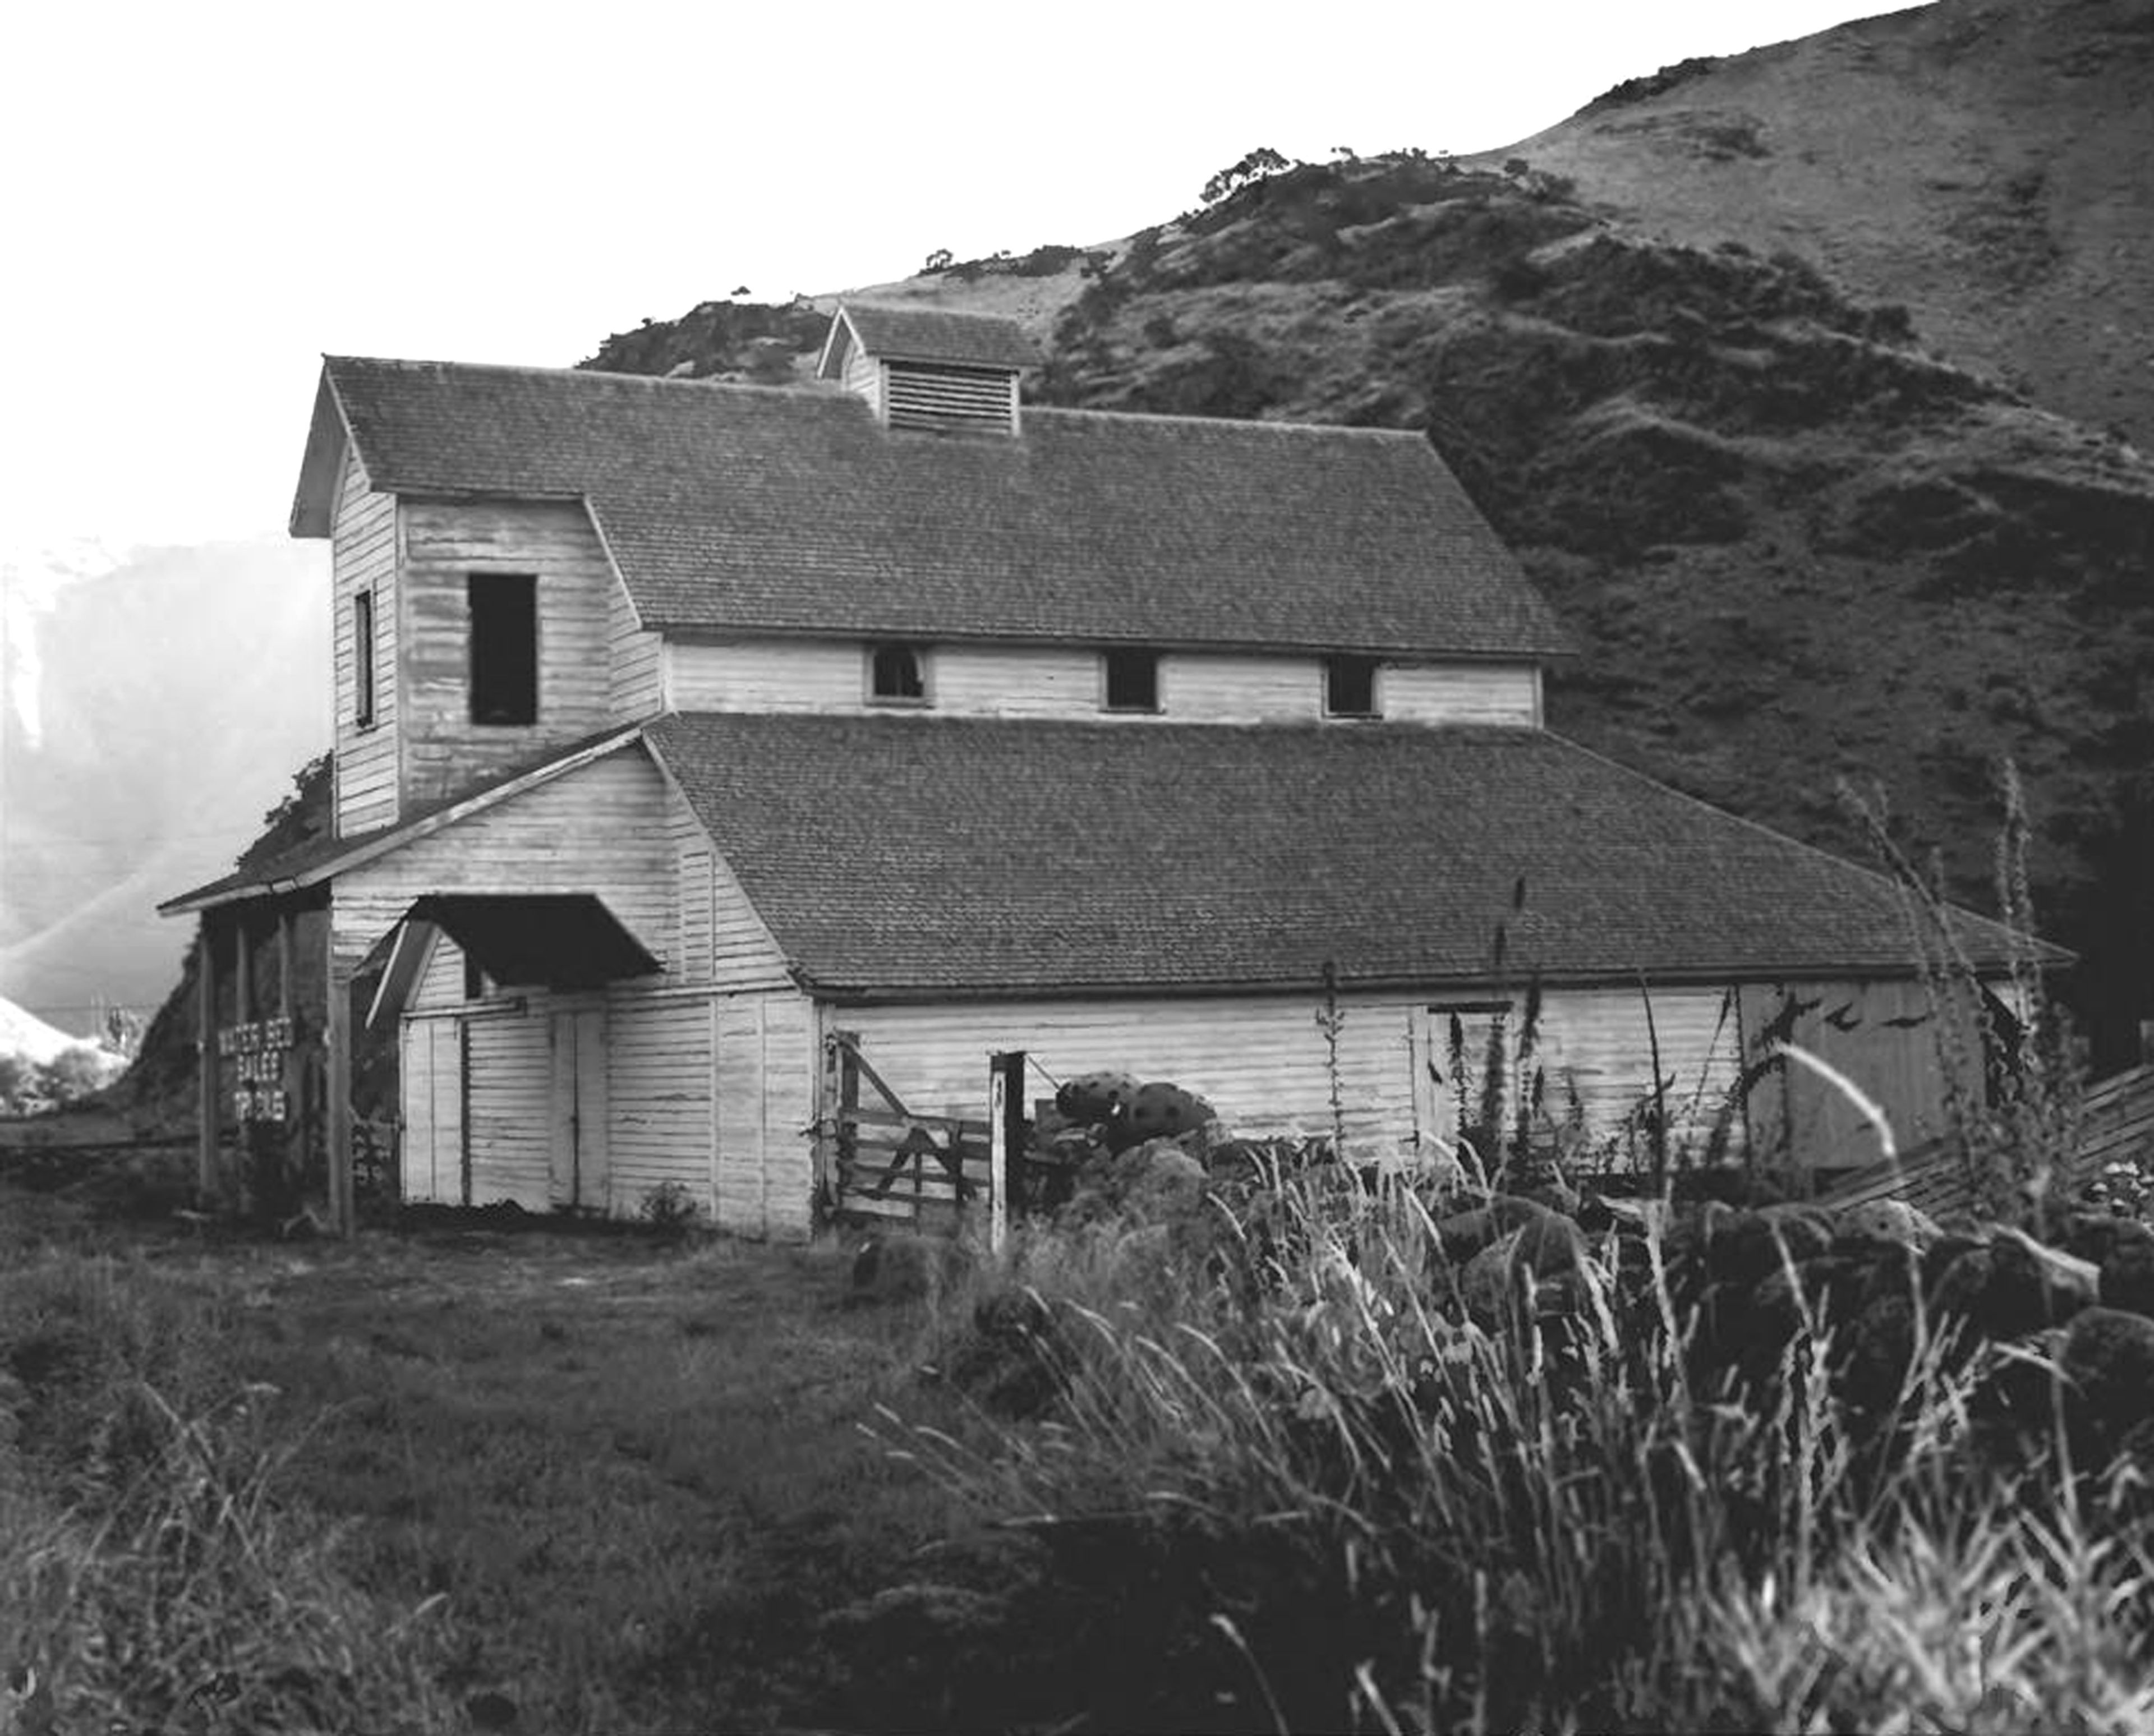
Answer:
[195, 917, 222, 1207]
[325, 915, 354, 1238]
[279, 906, 301, 1215]
[988, 1051, 1025, 1254]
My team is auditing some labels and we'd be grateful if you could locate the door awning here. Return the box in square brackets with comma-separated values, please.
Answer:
[406, 894, 662, 992]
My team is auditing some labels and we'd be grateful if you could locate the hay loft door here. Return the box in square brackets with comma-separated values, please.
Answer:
[549, 1007, 609, 1210]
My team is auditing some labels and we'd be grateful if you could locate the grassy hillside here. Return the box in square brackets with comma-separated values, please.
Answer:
[1501, 0, 2154, 448]
[592, 144, 2153, 1065]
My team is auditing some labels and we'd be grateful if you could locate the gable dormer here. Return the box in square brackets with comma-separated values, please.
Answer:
[816, 301, 1038, 436]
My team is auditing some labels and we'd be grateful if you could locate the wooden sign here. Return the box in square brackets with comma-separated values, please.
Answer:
[219, 1017, 296, 1121]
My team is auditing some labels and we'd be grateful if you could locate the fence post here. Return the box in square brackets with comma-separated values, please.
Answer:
[988, 1051, 1025, 1254]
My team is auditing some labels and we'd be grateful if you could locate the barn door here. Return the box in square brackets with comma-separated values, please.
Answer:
[399, 1018, 466, 1204]
[549, 1008, 609, 1210]
[1412, 1002, 1518, 1170]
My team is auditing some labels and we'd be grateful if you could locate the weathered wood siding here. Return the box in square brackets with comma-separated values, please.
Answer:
[1383, 663, 1540, 726]
[664, 642, 1541, 725]
[408, 928, 466, 1010]
[398, 500, 616, 807]
[663, 782, 792, 991]
[332, 448, 399, 835]
[399, 1016, 464, 1204]
[464, 1010, 553, 1209]
[607, 562, 665, 720]
[1159, 655, 1321, 722]
[329, 751, 673, 972]
[1737, 979, 1950, 1166]
[606, 997, 716, 1213]
[715, 992, 817, 1240]
[832, 981, 1918, 1171]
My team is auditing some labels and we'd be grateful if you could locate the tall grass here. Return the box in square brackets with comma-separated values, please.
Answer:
[893, 1169, 2154, 1732]
[0, 1257, 454, 1735]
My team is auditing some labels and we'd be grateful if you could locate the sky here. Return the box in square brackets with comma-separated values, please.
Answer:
[2, 0, 1922, 569]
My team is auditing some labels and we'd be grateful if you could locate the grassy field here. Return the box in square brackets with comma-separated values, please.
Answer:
[0, 1126, 1032, 1734]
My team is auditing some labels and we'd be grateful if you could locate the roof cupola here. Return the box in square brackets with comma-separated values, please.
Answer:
[816, 301, 1039, 436]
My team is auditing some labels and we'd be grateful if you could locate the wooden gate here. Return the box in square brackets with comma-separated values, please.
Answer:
[822, 1032, 993, 1230]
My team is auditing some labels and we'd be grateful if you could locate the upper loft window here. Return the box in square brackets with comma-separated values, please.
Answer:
[353, 590, 377, 729]
[867, 642, 928, 705]
[468, 574, 538, 725]
[1325, 656, 1380, 720]
[1102, 648, 1160, 714]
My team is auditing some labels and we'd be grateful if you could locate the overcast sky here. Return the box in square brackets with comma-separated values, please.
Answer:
[3, 0, 1921, 568]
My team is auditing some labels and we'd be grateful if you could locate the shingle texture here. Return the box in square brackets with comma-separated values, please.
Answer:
[320, 356, 1568, 657]
[646, 713, 2042, 994]
[836, 302, 1042, 370]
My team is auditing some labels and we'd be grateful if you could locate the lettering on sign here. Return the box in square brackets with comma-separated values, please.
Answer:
[217, 1017, 298, 1122]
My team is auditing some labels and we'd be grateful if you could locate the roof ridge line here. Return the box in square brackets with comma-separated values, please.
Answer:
[1026, 402, 1425, 441]
[324, 354, 848, 403]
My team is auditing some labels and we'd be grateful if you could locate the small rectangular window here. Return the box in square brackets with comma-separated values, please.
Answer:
[1325, 655, 1380, 719]
[867, 641, 928, 704]
[469, 574, 538, 725]
[1103, 648, 1159, 713]
[353, 590, 376, 728]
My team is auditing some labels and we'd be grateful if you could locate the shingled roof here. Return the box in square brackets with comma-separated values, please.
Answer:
[303, 356, 1568, 659]
[822, 301, 1042, 371]
[647, 713, 2048, 996]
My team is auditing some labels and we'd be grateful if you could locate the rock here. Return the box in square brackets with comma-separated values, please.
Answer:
[1434, 1195, 1557, 1263]
[1461, 1229, 1529, 1329]
[848, 1231, 974, 1306]
[1830, 1198, 1944, 1253]
[1515, 1209, 1586, 1277]
[2062, 1308, 2154, 1445]
[2095, 1225, 2154, 1319]
[1840, 1292, 1919, 1415]
[1705, 1205, 1835, 1287]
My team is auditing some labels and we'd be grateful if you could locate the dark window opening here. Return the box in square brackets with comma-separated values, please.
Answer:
[469, 574, 538, 725]
[1326, 655, 1379, 719]
[868, 642, 927, 703]
[1103, 648, 1159, 713]
[354, 590, 376, 728]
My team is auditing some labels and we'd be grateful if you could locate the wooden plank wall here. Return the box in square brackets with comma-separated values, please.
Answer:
[839, 983, 1807, 1169]
[664, 641, 1542, 726]
[329, 752, 673, 973]
[1384, 663, 1540, 726]
[332, 448, 399, 835]
[399, 500, 617, 807]
[464, 1011, 553, 1209]
[399, 1017, 464, 1204]
[1737, 980, 1950, 1166]
[607, 998, 716, 1213]
[664, 782, 793, 991]
[606, 559, 665, 720]
[715, 992, 817, 1240]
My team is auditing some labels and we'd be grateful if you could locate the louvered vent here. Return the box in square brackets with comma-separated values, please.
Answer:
[884, 361, 1017, 435]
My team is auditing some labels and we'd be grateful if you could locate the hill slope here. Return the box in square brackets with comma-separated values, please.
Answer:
[1498, 0, 2154, 446]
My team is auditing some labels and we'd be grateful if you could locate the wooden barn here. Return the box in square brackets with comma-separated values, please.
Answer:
[162, 301, 2046, 1236]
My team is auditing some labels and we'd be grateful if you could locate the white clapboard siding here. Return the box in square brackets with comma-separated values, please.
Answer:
[398, 500, 618, 807]
[399, 1016, 466, 1204]
[407, 929, 466, 1011]
[608, 564, 665, 720]
[714, 992, 817, 1240]
[1504, 987, 1747, 1158]
[464, 1008, 553, 1209]
[667, 642, 1544, 726]
[839, 992, 1432, 1163]
[605, 997, 716, 1213]
[662, 780, 791, 991]
[1737, 979, 1949, 1166]
[843, 343, 879, 412]
[329, 751, 673, 973]
[1160, 655, 1323, 722]
[332, 448, 399, 835]
[1383, 663, 1541, 726]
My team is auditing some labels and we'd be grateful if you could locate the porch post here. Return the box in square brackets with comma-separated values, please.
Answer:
[325, 908, 355, 1238]
[195, 915, 222, 1206]
[279, 905, 302, 1213]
